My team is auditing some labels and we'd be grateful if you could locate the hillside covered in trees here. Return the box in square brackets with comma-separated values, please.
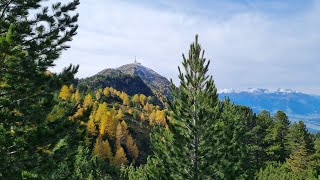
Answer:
[1, 0, 320, 179]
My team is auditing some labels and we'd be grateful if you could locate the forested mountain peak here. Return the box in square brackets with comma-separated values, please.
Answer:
[85, 63, 172, 103]
[105, 63, 172, 98]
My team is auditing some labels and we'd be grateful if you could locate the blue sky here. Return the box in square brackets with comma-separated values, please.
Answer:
[53, 0, 320, 94]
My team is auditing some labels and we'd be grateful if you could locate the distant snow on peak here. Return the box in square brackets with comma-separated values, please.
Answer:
[217, 88, 237, 94]
[275, 88, 297, 94]
[218, 88, 299, 94]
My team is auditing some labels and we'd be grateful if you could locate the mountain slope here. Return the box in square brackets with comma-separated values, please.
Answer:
[218, 88, 320, 131]
[77, 69, 153, 96]
[116, 63, 172, 98]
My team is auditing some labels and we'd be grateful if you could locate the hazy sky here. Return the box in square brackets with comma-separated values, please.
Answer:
[52, 0, 320, 94]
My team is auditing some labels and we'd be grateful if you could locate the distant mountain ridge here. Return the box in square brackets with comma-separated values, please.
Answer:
[218, 88, 320, 132]
[80, 63, 320, 132]
[218, 88, 298, 94]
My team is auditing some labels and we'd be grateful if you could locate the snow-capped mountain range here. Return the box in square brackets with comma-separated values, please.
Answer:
[218, 88, 320, 132]
[218, 88, 298, 94]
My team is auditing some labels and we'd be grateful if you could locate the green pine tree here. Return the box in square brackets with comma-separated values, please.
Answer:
[0, 0, 79, 177]
[265, 111, 290, 162]
[248, 110, 273, 171]
[147, 35, 220, 179]
[287, 142, 315, 174]
[287, 121, 314, 155]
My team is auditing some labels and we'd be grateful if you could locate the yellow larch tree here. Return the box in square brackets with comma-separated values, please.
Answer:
[70, 107, 84, 120]
[139, 94, 146, 106]
[95, 102, 108, 123]
[93, 137, 102, 157]
[101, 139, 113, 162]
[96, 90, 101, 101]
[69, 84, 75, 93]
[126, 134, 139, 161]
[87, 118, 97, 136]
[105, 109, 118, 139]
[59, 85, 71, 101]
[103, 87, 110, 97]
[140, 113, 146, 122]
[116, 109, 124, 119]
[144, 102, 150, 112]
[155, 110, 166, 125]
[116, 123, 124, 148]
[74, 90, 81, 103]
[83, 94, 93, 108]
[149, 110, 156, 126]
[132, 94, 140, 106]
[109, 87, 115, 96]
[99, 112, 109, 136]
[121, 120, 129, 138]
[122, 94, 130, 106]
[114, 146, 128, 166]
[128, 108, 133, 115]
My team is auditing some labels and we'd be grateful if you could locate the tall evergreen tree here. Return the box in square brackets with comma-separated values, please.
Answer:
[0, 0, 79, 177]
[248, 110, 273, 171]
[265, 111, 290, 162]
[147, 35, 219, 179]
[287, 121, 314, 155]
[287, 142, 314, 174]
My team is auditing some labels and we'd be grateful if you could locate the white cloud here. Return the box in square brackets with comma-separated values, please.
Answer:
[52, 0, 320, 94]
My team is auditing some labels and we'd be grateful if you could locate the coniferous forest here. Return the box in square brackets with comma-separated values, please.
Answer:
[1, 1, 320, 179]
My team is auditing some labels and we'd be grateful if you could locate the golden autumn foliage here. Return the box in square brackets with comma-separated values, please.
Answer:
[103, 87, 110, 97]
[121, 120, 129, 138]
[116, 109, 124, 119]
[59, 85, 71, 101]
[93, 137, 113, 162]
[74, 90, 81, 103]
[116, 123, 124, 147]
[155, 110, 166, 125]
[87, 118, 97, 135]
[140, 113, 146, 122]
[58, 85, 170, 165]
[101, 139, 113, 162]
[126, 134, 139, 160]
[70, 107, 84, 120]
[149, 110, 156, 126]
[139, 94, 146, 106]
[95, 102, 108, 123]
[105, 108, 119, 139]
[69, 84, 75, 93]
[114, 146, 128, 166]
[122, 94, 130, 106]
[109, 87, 115, 96]
[83, 94, 93, 108]
[132, 94, 140, 105]
[144, 102, 150, 112]
[93, 137, 102, 157]
[99, 112, 108, 136]
[96, 91, 101, 101]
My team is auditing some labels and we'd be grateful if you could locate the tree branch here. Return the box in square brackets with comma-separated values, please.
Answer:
[0, 0, 13, 21]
